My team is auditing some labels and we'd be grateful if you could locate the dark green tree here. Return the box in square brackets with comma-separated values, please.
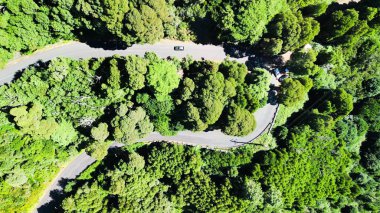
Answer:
[264, 11, 320, 53]
[278, 77, 313, 106]
[358, 97, 380, 132]
[222, 104, 256, 136]
[319, 9, 359, 43]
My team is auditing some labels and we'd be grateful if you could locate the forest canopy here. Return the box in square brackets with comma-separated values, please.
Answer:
[0, 55, 270, 212]
[0, 0, 379, 212]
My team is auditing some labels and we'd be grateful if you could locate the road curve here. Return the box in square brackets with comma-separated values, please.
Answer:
[0, 40, 278, 211]
[0, 39, 278, 149]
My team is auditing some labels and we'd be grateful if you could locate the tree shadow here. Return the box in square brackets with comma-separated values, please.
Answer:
[188, 16, 219, 45]
[5, 69, 22, 82]
[245, 54, 283, 71]
[36, 178, 71, 213]
[73, 29, 130, 50]
[5, 60, 47, 83]
[222, 42, 253, 59]
[36, 147, 129, 212]
[267, 88, 279, 106]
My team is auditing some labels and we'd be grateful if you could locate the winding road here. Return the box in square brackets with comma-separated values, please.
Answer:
[0, 40, 278, 211]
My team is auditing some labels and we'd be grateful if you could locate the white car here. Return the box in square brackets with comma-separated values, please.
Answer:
[174, 46, 185, 51]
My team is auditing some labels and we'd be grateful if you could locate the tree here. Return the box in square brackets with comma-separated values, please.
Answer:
[112, 107, 154, 144]
[243, 179, 264, 210]
[219, 60, 248, 83]
[184, 102, 207, 131]
[75, 0, 173, 45]
[62, 182, 108, 212]
[146, 54, 180, 101]
[278, 78, 313, 106]
[318, 89, 354, 118]
[302, 3, 329, 17]
[213, 0, 287, 44]
[75, 0, 130, 39]
[243, 68, 271, 111]
[259, 38, 283, 56]
[101, 58, 125, 102]
[91, 123, 109, 142]
[193, 72, 228, 125]
[319, 9, 359, 43]
[5, 169, 28, 188]
[305, 112, 334, 131]
[124, 55, 147, 90]
[64, 151, 174, 212]
[51, 120, 78, 147]
[222, 104, 256, 136]
[49, 0, 76, 39]
[125, 6, 164, 44]
[123, 0, 172, 44]
[335, 117, 368, 154]
[9, 103, 59, 140]
[358, 97, 380, 132]
[86, 140, 112, 160]
[136, 93, 175, 135]
[286, 0, 333, 9]
[361, 134, 380, 176]
[362, 77, 380, 98]
[179, 77, 195, 101]
[263, 186, 285, 211]
[146, 143, 202, 182]
[264, 11, 320, 53]
[259, 125, 356, 209]
[175, 171, 236, 211]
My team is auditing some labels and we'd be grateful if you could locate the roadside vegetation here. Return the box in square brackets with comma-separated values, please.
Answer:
[0, 55, 269, 211]
[0, 0, 379, 212]
[0, 0, 357, 68]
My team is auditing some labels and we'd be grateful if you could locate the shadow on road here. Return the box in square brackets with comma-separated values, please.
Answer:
[37, 178, 70, 213]
[188, 16, 219, 45]
[74, 29, 130, 50]
[222, 43, 252, 58]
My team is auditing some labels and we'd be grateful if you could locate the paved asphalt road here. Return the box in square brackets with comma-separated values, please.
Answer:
[0, 40, 278, 211]
[0, 40, 248, 85]
[139, 103, 278, 148]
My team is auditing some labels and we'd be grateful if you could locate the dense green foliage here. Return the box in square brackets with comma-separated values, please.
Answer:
[212, 0, 286, 44]
[260, 11, 320, 54]
[178, 60, 270, 133]
[358, 97, 380, 132]
[314, 1, 380, 99]
[0, 55, 268, 139]
[75, 0, 175, 44]
[60, 50, 380, 212]
[278, 77, 313, 106]
[0, 112, 75, 212]
[0, 0, 349, 68]
[60, 109, 374, 212]
[62, 144, 257, 212]
[0, 0, 80, 67]
[1, 0, 380, 212]
[0, 55, 269, 211]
